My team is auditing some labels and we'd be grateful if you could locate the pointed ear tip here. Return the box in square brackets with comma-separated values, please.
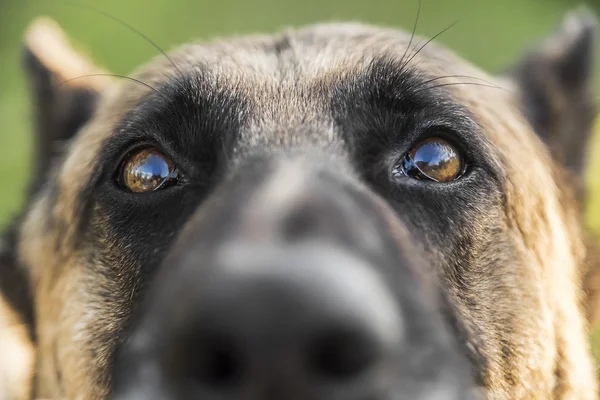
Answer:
[21, 17, 110, 90]
[23, 16, 75, 71]
[561, 7, 598, 38]
[24, 17, 67, 50]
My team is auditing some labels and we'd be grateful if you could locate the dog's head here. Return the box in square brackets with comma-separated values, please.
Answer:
[1, 8, 599, 400]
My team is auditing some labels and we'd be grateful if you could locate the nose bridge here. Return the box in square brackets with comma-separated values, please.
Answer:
[232, 155, 380, 250]
[238, 157, 315, 240]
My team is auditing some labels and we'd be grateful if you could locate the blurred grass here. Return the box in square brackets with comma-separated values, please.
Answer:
[2, 0, 600, 368]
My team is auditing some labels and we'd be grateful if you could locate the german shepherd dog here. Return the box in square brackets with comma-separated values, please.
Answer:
[1, 6, 600, 400]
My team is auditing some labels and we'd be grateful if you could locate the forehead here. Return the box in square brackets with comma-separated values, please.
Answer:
[107, 23, 509, 153]
[167, 23, 470, 80]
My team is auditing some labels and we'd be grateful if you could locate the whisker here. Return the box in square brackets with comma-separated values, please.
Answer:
[413, 82, 507, 94]
[59, 73, 167, 98]
[418, 74, 500, 87]
[401, 21, 458, 72]
[398, 0, 422, 69]
[62, 2, 185, 80]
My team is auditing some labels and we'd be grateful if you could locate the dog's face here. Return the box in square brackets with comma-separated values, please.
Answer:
[1, 9, 599, 400]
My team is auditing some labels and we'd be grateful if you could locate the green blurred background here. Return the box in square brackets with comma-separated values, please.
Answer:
[2, 0, 600, 365]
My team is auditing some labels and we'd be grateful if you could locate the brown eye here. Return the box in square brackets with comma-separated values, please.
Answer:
[120, 148, 180, 192]
[393, 137, 465, 182]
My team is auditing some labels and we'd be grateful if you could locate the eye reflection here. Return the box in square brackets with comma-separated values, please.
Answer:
[394, 137, 464, 182]
[121, 148, 179, 192]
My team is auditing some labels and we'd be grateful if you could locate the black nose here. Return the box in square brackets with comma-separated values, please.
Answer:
[165, 244, 402, 398]
[113, 245, 470, 400]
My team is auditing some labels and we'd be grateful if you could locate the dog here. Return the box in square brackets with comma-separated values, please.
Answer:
[1, 6, 600, 399]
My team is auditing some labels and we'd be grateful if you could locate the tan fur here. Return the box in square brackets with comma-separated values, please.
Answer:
[584, 232, 600, 324]
[0, 295, 35, 400]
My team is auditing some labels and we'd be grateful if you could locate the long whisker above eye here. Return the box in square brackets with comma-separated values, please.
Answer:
[59, 73, 167, 98]
[398, 0, 422, 69]
[413, 82, 508, 94]
[62, 2, 185, 80]
[418, 75, 500, 87]
[400, 21, 458, 72]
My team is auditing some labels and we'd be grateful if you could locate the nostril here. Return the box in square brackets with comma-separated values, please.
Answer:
[307, 330, 377, 381]
[173, 334, 245, 390]
[282, 204, 321, 241]
[198, 340, 242, 388]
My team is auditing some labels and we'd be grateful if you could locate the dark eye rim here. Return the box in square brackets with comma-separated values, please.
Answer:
[115, 144, 186, 193]
[391, 127, 471, 184]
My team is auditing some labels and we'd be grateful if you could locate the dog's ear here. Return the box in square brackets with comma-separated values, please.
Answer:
[507, 9, 597, 188]
[23, 17, 111, 194]
[507, 11, 600, 328]
[0, 20, 111, 399]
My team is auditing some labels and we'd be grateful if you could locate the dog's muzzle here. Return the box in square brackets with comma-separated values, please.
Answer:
[111, 153, 473, 400]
